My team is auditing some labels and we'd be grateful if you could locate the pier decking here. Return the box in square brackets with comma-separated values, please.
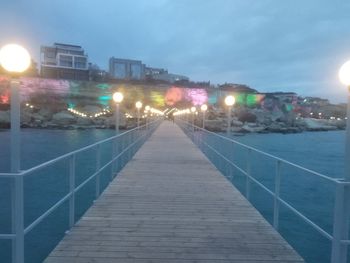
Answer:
[45, 121, 304, 263]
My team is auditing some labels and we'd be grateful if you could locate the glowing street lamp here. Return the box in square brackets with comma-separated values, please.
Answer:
[201, 104, 208, 129]
[0, 43, 31, 263]
[225, 95, 235, 135]
[135, 101, 142, 127]
[113, 92, 123, 132]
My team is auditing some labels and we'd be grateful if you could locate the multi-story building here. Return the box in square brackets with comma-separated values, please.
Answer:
[152, 73, 189, 83]
[109, 57, 145, 80]
[40, 43, 89, 80]
[145, 66, 168, 78]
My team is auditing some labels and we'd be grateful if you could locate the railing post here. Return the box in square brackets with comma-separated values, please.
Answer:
[246, 149, 252, 200]
[95, 145, 101, 199]
[331, 182, 350, 263]
[273, 160, 281, 230]
[69, 155, 75, 229]
[111, 139, 116, 180]
[13, 175, 24, 263]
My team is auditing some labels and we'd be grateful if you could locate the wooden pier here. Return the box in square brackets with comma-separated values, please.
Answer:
[45, 121, 304, 263]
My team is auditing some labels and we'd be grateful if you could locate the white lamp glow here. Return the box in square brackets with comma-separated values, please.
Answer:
[225, 95, 235, 106]
[201, 104, 208, 112]
[113, 92, 123, 103]
[190, 106, 196, 113]
[0, 44, 31, 73]
[339, 60, 350, 86]
[136, 101, 142, 109]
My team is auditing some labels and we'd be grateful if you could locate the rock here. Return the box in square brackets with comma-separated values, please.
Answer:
[237, 111, 257, 123]
[242, 123, 266, 133]
[38, 108, 53, 121]
[104, 115, 127, 129]
[232, 119, 243, 127]
[77, 117, 93, 126]
[204, 119, 225, 132]
[52, 111, 76, 125]
[82, 105, 102, 113]
[0, 111, 10, 124]
[303, 118, 338, 131]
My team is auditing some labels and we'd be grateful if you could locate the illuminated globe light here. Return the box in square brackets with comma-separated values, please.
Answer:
[0, 44, 31, 73]
[145, 105, 150, 111]
[135, 101, 142, 109]
[113, 92, 123, 103]
[225, 95, 235, 106]
[339, 60, 350, 86]
[201, 104, 208, 112]
[190, 106, 196, 113]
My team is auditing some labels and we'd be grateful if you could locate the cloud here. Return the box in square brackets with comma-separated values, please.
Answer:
[1, 0, 350, 102]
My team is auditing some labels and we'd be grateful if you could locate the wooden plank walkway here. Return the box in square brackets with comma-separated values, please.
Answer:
[45, 121, 304, 263]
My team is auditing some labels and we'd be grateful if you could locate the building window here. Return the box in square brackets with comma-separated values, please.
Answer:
[59, 55, 73, 68]
[74, 57, 87, 69]
[46, 51, 56, 58]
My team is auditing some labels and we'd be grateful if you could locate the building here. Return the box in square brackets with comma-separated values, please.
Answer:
[145, 66, 168, 78]
[152, 73, 189, 83]
[109, 57, 145, 80]
[40, 43, 89, 80]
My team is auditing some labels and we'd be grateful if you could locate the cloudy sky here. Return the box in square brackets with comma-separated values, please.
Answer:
[1, 0, 350, 102]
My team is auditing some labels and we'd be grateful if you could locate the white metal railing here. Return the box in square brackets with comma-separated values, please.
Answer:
[0, 119, 160, 263]
[177, 119, 350, 263]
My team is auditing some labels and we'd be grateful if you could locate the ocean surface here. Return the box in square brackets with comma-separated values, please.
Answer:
[0, 128, 347, 262]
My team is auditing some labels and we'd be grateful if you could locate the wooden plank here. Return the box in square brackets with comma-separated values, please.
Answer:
[45, 121, 304, 263]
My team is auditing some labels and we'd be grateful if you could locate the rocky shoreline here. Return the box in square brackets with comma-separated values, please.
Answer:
[201, 106, 346, 134]
[0, 105, 346, 134]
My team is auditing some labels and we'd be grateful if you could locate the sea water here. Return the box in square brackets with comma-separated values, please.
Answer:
[0, 129, 346, 262]
[224, 130, 345, 263]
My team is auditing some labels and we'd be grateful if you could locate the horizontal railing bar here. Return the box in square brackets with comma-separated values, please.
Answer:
[184, 121, 334, 243]
[278, 198, 333, 241]
[189, 123, 338, 183]
[23, 125, 156, 235]
[202, 140, 248, 176]
[340, 239, 350, 245]
[20, 121, 158, 177]
[75, 130, 147, 193]
[0, 234, 15, 239]
[24, 192, 72, 235]
[21, 130, 133, 176]
[0, 173, 17, 178]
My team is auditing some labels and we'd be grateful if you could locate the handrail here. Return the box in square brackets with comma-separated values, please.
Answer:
[189, 122, 338, 183]
[177, 119, 350, 263]
[0, 118, 161, 263]
[199, 132, 334, 240]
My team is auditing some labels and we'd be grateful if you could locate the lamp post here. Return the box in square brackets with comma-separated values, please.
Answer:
[0, 43, 31, 263]
[145, 105, 150, 128]
[224, 95, 235, 135]
[330, 60, 350, 263]
[201, 104, 208, 129]
[135, 101, 142, 128]
[190, 106, 196, 129]
[0, 44, 31, 173]
[339, 60, 350, 181]
[112, 92, 123, 133]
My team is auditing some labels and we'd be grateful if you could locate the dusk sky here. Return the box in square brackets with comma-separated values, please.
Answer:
[1, 0, 350, 103]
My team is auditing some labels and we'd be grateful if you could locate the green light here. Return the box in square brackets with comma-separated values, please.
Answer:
[96, 83, 111, 90]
